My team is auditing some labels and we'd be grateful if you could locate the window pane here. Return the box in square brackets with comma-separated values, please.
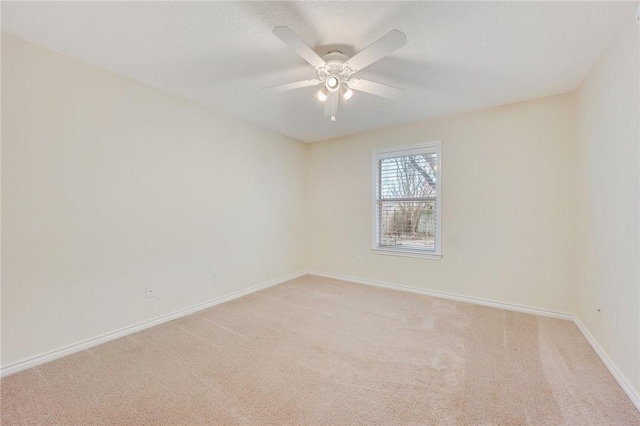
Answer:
[379, 154, 437, 200]
[376, 146, 439, 254]
[378, 200, 436, 250]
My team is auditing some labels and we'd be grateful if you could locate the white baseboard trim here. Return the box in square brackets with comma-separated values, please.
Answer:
[307, 270, 573, 321]
[573, 317, 640, 412]
[0, 270, 307, 377]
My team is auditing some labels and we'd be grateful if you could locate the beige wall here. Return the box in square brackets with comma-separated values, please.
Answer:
[1, 35, 307, 366]
[307, 94, 576, 314]
[574, 19, 639, 395]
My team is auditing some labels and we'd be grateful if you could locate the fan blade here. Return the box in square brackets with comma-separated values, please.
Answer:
[344, 30, 407, 72]
[264, 79, 320, 92]
[349, 79, 404, 100]
[273, 26, 326, 69]
[324, 91, 339, 118]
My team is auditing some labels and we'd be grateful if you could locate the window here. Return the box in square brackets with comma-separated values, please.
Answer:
[373, 142, 441, 258]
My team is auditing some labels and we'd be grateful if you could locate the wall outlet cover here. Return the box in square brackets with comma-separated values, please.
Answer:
[145, 285, 157, 299]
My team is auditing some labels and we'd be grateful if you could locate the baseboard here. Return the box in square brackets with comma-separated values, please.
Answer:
[307, 270, 573, 320]
[0, 270, 307, 377]
[573, 317, 640, 412]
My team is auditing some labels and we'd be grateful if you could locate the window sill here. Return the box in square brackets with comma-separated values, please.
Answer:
[371, 248, 442, 260]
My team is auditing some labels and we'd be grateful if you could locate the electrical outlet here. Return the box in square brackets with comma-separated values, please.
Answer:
[213, 271, 220, 282]
[357, 256, 363, 265]
[612, 316, 619, 334]
[145, 285, 157, 299]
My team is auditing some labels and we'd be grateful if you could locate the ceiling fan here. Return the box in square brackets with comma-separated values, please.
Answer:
[265, 27, 407, 122]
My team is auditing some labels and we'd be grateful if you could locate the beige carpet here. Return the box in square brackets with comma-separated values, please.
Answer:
[2, 275, 639, 425]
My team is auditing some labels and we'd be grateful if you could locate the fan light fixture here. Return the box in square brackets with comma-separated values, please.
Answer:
[316, 88, 328, 103]
[326, 75, 340, 92]
[342, 88, 354, 102]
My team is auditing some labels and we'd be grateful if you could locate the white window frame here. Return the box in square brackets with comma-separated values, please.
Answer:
[372, 141, 442, 260]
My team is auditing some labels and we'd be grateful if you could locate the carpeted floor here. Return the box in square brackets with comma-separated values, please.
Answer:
[1, 275, 639, 425]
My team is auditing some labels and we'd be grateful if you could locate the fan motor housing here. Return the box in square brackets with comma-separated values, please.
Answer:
[318, 50, 352, 83]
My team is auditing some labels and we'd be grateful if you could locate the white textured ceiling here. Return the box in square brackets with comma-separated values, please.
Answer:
[2, 1, 635, 142]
